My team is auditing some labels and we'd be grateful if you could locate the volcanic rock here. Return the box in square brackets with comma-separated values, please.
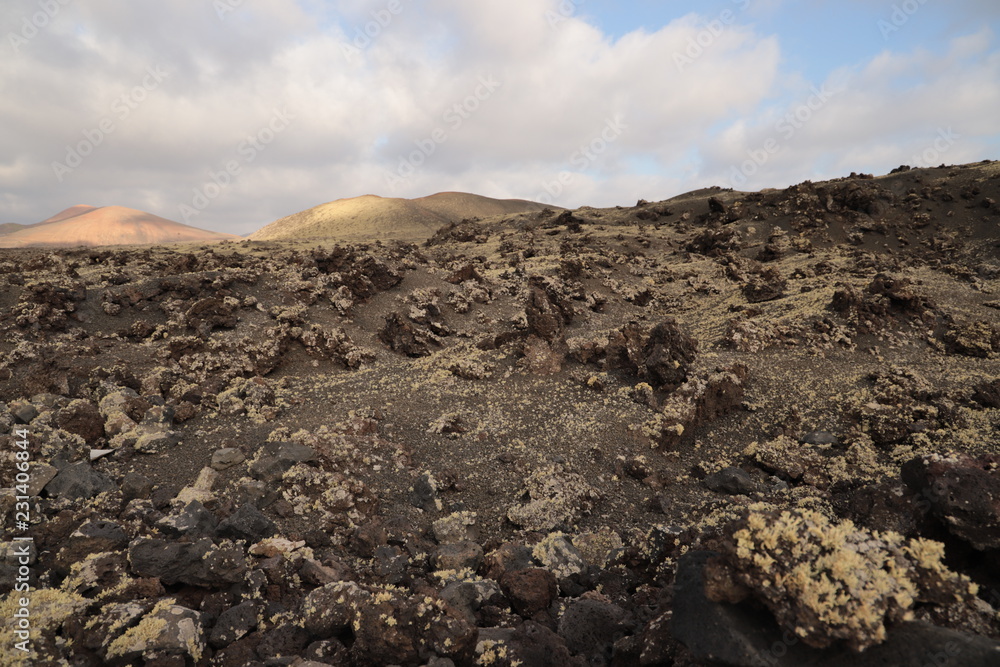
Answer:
[500, 568, 558, 616]
[902, 453, 1000, 550]
[209, 600, 260, 649]
[44, 460, 115, 499]
[704, 467, 758, 495]
[216, 503, 277, 543]
[127, 538, 247, 587]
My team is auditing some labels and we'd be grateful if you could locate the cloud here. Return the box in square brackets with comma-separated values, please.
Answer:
[700, 26, 1000, 189]
[0, 0, 997, 234]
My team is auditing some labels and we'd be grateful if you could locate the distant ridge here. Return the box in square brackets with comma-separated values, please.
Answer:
[413, 192, 553, 221]
[0, 223, 29, 236]
[0, 205, 239, 248]
[41, 204, 99, 224]
[249, 192, 553, 243]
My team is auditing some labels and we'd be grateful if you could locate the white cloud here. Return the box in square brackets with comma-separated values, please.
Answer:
[0, 0, 997, 233]
[699, 27, 1000, 190]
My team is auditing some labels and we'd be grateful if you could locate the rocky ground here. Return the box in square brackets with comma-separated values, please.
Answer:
[1, 161, 999, 666]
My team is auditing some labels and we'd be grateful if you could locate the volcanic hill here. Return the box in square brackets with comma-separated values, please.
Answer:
[249, 191, 553, 243]
[0, 205, 239, 248]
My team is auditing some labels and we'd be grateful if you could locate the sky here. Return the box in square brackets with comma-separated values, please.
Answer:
[2, 0, 999, 236]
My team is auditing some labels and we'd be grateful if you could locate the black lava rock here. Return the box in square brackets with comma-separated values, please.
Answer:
[216, 503, 277, 543]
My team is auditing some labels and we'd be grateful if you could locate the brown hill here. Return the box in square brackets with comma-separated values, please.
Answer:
[413, 191, 553, 221]
[0, 206, 239, 248]
[249, 192, 553, 243]
[41, 204, 99, 224]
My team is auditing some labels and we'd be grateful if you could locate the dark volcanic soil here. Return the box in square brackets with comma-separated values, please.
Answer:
[1, 161, 999, 666]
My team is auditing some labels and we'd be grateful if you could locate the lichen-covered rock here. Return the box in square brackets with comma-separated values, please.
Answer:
[944, 319, 999, 358]
[105, 598, 206, 664]
[302, 581, 365, 638]
[477, 622, 580, 667]
[972, 378, 1000, 408]
[506, 463, 601, 532]
[11, 281, 86, 332]
[379, 312, 439, 357]
[830, 274, 935, 332]
[637, 318, 698, 390]
[54, 519, 129, 574]
[301, 581, 477, 665]
[210, 447, 245, 471]
[851, 366, 965, 449]
[61, 551, 136, 600]
[173, 466, 218, 505]
[641, 364, 748, 449]
[571, 528, 624, 569]
[0, 588, 88, 666]
[104, 409, 138, 437]
[745, 435, 833, 487]
[483, 543, 535, 581]
[184, 296, 237, 336]
[77, 600, 150, 654]
[532, 533, 587, 580]
[522, 334, 567, 375]
[433, 541, 485, 573]
[525, 276, 573, 343]
[256, 622, 312, 661]
[299, 324, 374, 368]
[98, 387, 148, 422]
[8, 401, 39, 425]
[705, 508, 979, 651]
[742, 267, 787, 303]
[432, 511, 479, 545]
[686, 227, 741, 256]
[279, 463, 378, 525]
[133, 430, 182, 453]
[672, 549, 1000, 667]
